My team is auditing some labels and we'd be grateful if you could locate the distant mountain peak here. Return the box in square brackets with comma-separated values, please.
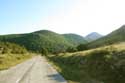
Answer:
[86, 32, 102, 36]
[89, 32, 99, 34]
[85, 32, 103, 42]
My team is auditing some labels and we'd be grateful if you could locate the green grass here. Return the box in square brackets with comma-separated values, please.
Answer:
[0, 53, 34, 70]
[47, 43, 125, 83]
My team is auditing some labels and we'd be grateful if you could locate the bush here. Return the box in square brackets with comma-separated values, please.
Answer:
[66, 47, 77, 53]
[41, 48, 48, 56]
[77, 44, 88, 51]
[0, 42, 28, 54]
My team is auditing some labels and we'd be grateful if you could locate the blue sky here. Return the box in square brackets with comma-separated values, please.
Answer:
[0, 0, 125, 36]
[0, 0, 73, 34]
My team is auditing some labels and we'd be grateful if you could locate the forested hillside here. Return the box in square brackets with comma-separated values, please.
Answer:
[63, 33, 87, 46]
[0, 30, 87, 54]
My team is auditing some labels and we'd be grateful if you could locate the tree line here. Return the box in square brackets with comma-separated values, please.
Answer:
[41, 43, 88, 56]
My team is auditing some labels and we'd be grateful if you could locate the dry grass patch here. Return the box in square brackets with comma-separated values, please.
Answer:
[0, 53, 34, 70]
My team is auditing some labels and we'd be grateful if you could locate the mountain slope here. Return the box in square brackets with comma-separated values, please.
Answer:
[63, 34, 87, 46]
[85, 32, 103, 42]
[0, 30, 72, 53]
[88, 25, 125, 48]
[0, 30, 88, 53]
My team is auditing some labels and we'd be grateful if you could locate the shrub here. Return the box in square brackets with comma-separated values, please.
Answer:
[77, 44, 88, 51]
[41, 48, 48, 56]
[66, 47, 77, 53]
[0, 42, 28, 54]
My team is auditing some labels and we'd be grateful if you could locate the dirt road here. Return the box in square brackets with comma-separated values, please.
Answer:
[0, 56, 67, 83]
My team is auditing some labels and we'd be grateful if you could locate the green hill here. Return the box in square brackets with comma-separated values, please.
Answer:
[0, 30, 89, 53]
[88, 25, 125, 48]
[0, 30, 73, 53]
[63, 34, 87, 46]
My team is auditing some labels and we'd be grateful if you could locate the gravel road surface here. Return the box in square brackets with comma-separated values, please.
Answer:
[0, 56, 67, 83]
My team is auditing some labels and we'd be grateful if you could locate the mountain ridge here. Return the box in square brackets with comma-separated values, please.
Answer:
[88, 25, 125, 48]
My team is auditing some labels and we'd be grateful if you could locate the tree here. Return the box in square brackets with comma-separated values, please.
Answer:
[66, 47, 77, 53]
[77, 44, 88, 51]
[41, 48, 48, 56]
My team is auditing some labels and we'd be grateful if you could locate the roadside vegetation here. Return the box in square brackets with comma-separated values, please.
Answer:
[0, 42, 34, 70]
[48, 43, 125, 83]
[0, 53, 33, 70]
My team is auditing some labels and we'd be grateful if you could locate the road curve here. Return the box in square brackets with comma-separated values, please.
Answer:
[0, 56, 67, 83]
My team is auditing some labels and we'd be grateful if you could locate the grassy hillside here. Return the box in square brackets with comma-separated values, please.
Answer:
[0, 30, 73, 54]
[87, 25, 125, 48]
[0, 42, 33, 70]
[48, 43, 125, 83]
[0, 30, 88, 54]
[63, 34, 87, 46]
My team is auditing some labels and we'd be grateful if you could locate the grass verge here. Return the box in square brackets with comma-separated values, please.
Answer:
[0, 53, 34, 70]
